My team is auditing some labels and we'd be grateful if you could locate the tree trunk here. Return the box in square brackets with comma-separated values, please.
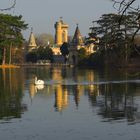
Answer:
[9, 44, 12, 64]
[2, 48, 6, 65]
[2, 68, 6, 90]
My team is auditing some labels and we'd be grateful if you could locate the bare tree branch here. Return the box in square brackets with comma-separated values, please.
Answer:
[111, 0, 140, 55]
[111, 0, 140, 35]
[112, 0, 139, 13]
[0, 0, 16, 11]
[119, 0, 137, 22]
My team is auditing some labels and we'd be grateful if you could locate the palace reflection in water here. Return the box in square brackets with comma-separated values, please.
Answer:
[0, 66, 140, 140]
[0, 67, 140, 124]
[26, 66, 140, 124]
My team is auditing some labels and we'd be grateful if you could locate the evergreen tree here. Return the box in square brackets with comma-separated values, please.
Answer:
[89, 13, 139, 66]
[0, 13, 28, 65]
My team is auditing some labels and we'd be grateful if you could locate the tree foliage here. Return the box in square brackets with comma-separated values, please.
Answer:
[91, 13, 138, 48]
[60, 42, 69, 57]
[35, 33, 54, 47]
[26, 47, 53, 63]
[87, 12, 140, 67]
[111, 0, 140, 55]
[77, 48, 88, 65]
[0, 13, 28, 65]
[26, 51, 37, 63]
[37, 47, 53, 61]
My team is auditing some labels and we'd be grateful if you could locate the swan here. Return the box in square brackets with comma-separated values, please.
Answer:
[34, 77, 44, 85]
[35, 84, 44, 90]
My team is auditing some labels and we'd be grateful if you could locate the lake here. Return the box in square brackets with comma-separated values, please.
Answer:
[0, 66, 140, 140]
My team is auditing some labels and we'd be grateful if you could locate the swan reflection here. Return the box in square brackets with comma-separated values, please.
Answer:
[29, 83, 44, 100]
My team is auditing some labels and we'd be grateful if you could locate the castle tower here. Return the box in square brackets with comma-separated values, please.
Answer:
[28, 28, 37, 52]
[69, 24, 83, 65]
[72, 24, 83, 46]
[54, 18, 69, 46]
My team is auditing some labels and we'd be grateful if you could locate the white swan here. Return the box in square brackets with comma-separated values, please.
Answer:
[35, 84, 44, 90]
[34, 77, 44, 85]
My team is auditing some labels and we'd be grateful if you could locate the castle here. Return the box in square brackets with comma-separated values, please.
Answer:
[53, 19, 85, 65]
[27, 19, 98, 65]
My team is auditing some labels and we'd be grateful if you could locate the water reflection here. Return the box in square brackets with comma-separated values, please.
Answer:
[54, 85, 68, 112]
[49, 67, 139, 124]
[29, 77, 45, 99]
[0, 66, 140, 125]
[96, 83, 140, 124]
[0, 68, 27, 121]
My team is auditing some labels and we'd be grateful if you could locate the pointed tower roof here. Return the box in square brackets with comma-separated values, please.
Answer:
[28, 28, 37, 48]
[72, 24, 83, 45]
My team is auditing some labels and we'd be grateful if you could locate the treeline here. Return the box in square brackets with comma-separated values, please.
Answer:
[26, 46, 54, 63]
[79, 12, 140, 68]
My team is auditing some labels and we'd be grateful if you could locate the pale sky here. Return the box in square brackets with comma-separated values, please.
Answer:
[1, 0, 140, 39]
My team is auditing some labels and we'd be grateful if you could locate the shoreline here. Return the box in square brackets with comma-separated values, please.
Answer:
[0, 63, 139, 70]
[0, 64, 20, 68]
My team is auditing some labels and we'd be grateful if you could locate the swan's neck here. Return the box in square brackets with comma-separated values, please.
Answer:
[35, 77, 37, 83]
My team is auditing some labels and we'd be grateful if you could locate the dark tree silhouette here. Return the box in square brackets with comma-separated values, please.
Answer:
[60, 42, 69, 63]
[111, 0, 139, 24]
[111, 0, 140, 55]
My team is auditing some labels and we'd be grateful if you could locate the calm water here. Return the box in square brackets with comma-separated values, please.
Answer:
[0, 66, 140, 140]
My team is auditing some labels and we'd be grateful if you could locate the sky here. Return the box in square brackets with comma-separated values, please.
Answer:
[0, 0, 139, 40]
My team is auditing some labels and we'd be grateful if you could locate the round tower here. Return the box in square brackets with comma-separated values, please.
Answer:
[55, 21, 62, 46]
[54, 18, 69, 46]
[62, 24, 68, 43]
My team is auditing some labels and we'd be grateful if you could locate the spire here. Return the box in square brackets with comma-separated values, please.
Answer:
[60, 16, 63, 23]
[72, 24, 83, 45]
[31, 27, 33, 33]
[28, 28, 37, 51]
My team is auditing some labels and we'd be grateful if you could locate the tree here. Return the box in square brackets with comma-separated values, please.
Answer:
[111, 0, 140, 56]
[26, 51, 37, 63]
[78, 48, 87, 65]
[0, 49, 2, 63]
[60, 42, 69, 63]
[12, 46, 25, 64]
[37, 47, 53, 62]
[35, 33, 54, 47]
[0, 13, 28, 65]
[88, 12, 139, 66]
[91, 14, 124, 52]
[85, 25, 99, 54]
[26, 47, 53, 63]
